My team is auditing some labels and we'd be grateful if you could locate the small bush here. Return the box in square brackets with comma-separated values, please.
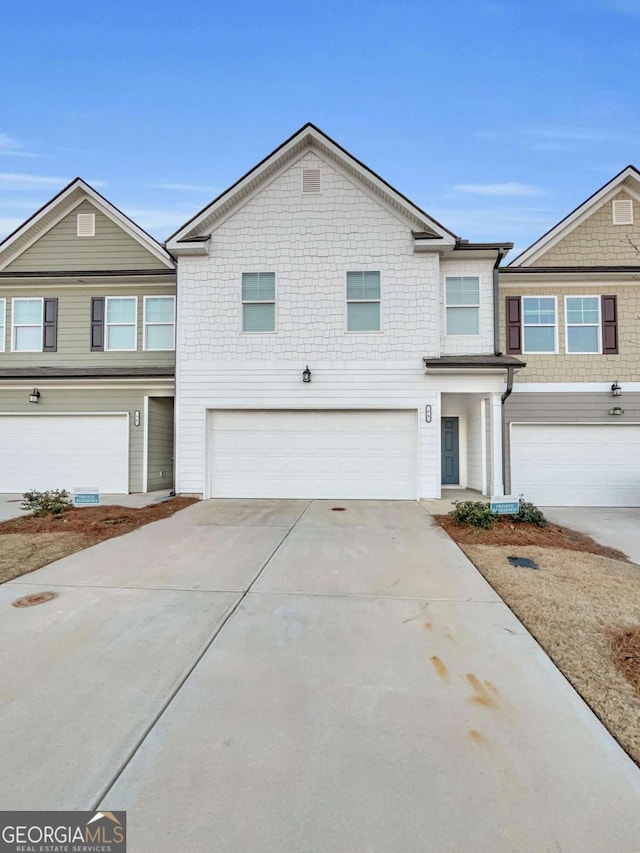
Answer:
[21, 489, 72, 517]
[450, 500, 498, 530]
[514, 497, 548, 527]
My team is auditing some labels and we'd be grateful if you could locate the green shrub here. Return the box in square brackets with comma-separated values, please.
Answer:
[450, 500, 498, 530]
[21, 489, 72, 517]
[514, 497, 548, 527]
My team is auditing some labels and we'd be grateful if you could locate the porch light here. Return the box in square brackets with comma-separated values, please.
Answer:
[302, 365, 312, 383]
[611, 381, 622, 397]
[29, 388, 40, 404]
[609, 406, 624, 416]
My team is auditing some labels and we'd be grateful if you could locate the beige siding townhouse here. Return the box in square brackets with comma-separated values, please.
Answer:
[500, 165, 640, 506]
[0, 179, 176, 494]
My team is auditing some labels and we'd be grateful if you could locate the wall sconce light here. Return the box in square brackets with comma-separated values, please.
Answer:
[29, 388, 40, 404]
[611, 381, 622, 397]
[609, 406, 624, 416]
[302, 365, 312, 383]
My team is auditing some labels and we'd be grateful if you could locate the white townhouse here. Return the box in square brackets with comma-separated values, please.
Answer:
[167, 124, 523, 500]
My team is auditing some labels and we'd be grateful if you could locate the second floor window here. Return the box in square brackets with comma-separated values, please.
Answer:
[105, 297, 137, 351]
[12, 298, 43, 352]
[347, 271, 380, 332]
[523, 296, 557, 353]
[242, 273, 275, 332]
[566, 296, 600, 353]
[445, 277, 479, 336]
[144, 296, 175, 350]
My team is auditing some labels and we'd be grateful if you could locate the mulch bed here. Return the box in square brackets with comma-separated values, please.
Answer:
[0, 497, 198, 542]
[611, 626, 640, 700]
[433, 514, 629, 562]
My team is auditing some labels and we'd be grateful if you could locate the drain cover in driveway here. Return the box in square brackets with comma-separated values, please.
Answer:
[508, 556, 539, 570]
[12, 591, 58, 608]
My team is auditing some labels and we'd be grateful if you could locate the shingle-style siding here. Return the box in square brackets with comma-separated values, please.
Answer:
[499, 283, 640, 382]
[533, 192, 640, 267]
[176, 150, 498, 497]
[147, 397, 174, 491]
[503, 391, 640, 490]
[0, 282, 175, 369]
[440, 259, 496, 355]
[0, 385, 162, 492]
[4, 201, 169, 272]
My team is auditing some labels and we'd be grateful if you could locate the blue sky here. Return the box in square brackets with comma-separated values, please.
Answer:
[1, 0, 639, 257]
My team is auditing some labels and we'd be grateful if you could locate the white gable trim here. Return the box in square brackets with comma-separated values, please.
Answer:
[166, 124, 456, 252]
[509, 166, 640, 267]
[0, 179, 175, 272]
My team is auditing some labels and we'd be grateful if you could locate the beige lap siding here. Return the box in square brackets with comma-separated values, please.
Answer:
[499, 283, 640, 383]
[0, 386, 155, 493]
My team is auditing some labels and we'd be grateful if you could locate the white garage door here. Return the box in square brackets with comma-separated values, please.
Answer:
[0, 414, 129, 494]
[208, 409, 418, 499]
[511, 423, 640, 507]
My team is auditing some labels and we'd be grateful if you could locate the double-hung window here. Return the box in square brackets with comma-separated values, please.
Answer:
[0, 299, 5, 352]
[12, 298, 43, 352]
[144, 296, 175, 350]
[346, 271, 380, 332]
[565, 296, 600, 353]
[445, 277, 480, 335]
[242, 273, 275, 332]
[522, 296, 557, 353]
[105, 296, 137, 351]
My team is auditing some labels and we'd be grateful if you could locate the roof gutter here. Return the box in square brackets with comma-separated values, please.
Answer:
[493, 248, 507, 356]
[500, 364, 515, 496]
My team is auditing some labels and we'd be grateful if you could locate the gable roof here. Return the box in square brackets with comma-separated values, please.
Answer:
[0, 178, 175, 272]
[166, 123, 459, 251]
[507, 165, 640, 267]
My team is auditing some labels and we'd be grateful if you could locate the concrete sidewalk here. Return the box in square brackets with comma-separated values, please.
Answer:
[1, 499, 639, 851]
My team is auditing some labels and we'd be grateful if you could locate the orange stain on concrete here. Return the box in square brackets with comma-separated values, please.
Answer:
[431, 656, 449, 680]
[467, 730, 489, 746]
[424, 622, 433, 631]
[466, 673, 499, 708]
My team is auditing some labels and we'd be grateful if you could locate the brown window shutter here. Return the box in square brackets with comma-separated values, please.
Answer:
[601, 295, 618, 354]
[91, 297, 105, 351]
[43, 298, 58, 352]
[505, 296, 522, 354]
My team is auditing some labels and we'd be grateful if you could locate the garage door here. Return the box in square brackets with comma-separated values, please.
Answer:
[208, 410, 418, 499]
[511, 423, 640, 506]
[0, 414, 129, 493]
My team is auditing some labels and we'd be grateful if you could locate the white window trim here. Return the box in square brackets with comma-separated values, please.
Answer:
[241, 273, 277, 334]
[522, 295, 558, 354]
[444, 276, 480, 337]
[11, 297, 44, 353]
[105, 296, 138, 352]
[0, 298, 5, 352]
[346, 271, 382, 333]
[564, 295, 601, 355]
[143, 295, 175, 351]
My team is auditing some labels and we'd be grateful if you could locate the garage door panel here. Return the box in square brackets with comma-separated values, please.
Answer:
[511, 424, 640, 507]
[0, 415, 129, 494]
[209, 410, 418, 499]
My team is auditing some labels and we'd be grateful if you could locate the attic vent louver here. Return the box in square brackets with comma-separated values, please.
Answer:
[302, 168, 321, 194]
[77, 212, 95, 237]
[612, 198, 633, 225]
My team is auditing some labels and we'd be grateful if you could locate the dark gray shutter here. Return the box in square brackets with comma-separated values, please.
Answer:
[505, 296, 522, 354]
[43, 298, 58, 352]
[91, 297, 105, 351]
[601, 295, 618, 354]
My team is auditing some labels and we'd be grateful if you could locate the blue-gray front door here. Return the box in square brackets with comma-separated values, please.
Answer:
[441, 417, 459, 485]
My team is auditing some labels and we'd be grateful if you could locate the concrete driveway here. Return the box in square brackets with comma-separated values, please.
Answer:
[1, 499, 639, 851]
[542, 505, 640, 564]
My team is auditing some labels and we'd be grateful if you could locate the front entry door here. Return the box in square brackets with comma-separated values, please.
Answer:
[441, 417, 460, 485]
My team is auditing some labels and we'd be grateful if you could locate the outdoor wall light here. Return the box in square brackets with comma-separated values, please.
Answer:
[609, 406, 624, 416]
[611, 381, 622, 397]
[28, 388, 40, 404]
[302, 365, 312, 383]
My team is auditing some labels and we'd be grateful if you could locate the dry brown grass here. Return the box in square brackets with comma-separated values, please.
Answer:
[0, 497, 198, 584]
[459, 543, 640, 767]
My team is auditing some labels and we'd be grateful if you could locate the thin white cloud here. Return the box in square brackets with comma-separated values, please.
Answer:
[148, 181, 221, 194]
[607, 0, 640, 16]
[0, 133, 37, 158]
[0, 173, 68, 190]
[122, 206, 195, 236]
[454, 182, 548, 197]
